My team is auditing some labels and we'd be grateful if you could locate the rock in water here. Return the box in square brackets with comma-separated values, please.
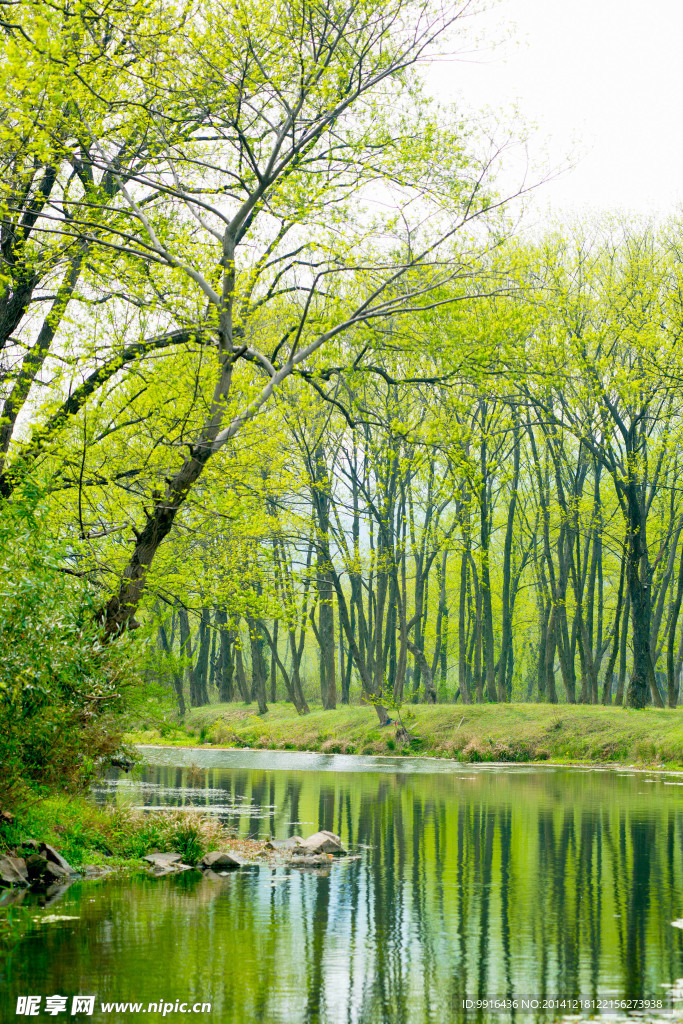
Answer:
[0, 856, 29, 887]
[149, 863, 192, 877]
[198, 850, 246, 869]
[265, 837, 304, 851]
[293, 830, 347, 856]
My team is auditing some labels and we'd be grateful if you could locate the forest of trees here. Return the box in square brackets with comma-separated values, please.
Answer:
[150, 224, 683, 716]
[2, 0, 683, 774]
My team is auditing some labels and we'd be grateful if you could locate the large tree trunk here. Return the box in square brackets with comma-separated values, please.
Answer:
[624, 492, 655, 709]
[102, 351, 234, 635]
[407, 641, 434, 704]
[193, 607, 211, 707]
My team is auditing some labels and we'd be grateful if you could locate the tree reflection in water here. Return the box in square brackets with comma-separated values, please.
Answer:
[6, 762, 683, 1024]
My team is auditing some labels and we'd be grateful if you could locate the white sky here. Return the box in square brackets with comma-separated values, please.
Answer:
[429, 0, 683, 219]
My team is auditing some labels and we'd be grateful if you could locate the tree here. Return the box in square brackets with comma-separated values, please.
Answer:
[2, 0, 522, 651]
[517, 224, 683, 708]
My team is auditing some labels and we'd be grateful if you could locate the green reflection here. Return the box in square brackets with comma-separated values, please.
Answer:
[3, 765, 683, 1023]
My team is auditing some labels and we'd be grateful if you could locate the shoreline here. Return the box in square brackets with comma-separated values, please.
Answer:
[136, 744, 683, 775]
[125, 702, 683, 770]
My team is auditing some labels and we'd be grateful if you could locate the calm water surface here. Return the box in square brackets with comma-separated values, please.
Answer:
[4, 749, 683, 1023]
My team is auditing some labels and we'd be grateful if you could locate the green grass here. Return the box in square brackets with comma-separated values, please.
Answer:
[0, 796, 227, 953]
[0, 794, 228, 869]
[127, 701, 683, 768]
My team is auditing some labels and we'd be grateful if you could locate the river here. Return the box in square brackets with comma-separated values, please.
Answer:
[4, 749, 683, 1022]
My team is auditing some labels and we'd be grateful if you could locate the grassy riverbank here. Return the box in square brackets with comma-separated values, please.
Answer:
[0, 796, 269, 951]
[0, 795, 231, 870]
[128, 702, 683, 768]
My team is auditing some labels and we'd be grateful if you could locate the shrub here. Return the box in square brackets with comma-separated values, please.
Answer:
[0, 486, 137, 809]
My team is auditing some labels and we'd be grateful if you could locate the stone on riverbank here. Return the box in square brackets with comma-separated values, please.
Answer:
[0, 841, 77, 889]
[0, 855, 29, 887]
[41, 843, 76, 875]
[143, 851, 183, 867]
[143, 852, 193, 875]
[26, 853, 68, 884]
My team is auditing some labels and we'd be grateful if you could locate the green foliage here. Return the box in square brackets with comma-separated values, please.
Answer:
[0, 486, 136, 808]
[0, 795, 226, 867]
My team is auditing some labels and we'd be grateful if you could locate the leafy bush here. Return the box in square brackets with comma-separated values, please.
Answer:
[0, 486, 136, 808]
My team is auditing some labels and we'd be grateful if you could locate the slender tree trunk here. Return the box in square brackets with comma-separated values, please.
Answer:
[481, 425, 497, 704]
[430, 548, 448, 700]
[496, 413, 520, 702]
[458, 541, 472, 704]
[247, 616, 268, 715]
[235, 631, 250, 703]
[545, 606, 558, 704]
[208, 618, 218, 691]
[270, 619, 279, 703]
[219, 629, 235, 703]
[312, 445, 337, 710]
[472, 556, 483, 703]
[159, 620, 185, 715]
[339, 606, 350, 705]
[601, 543, 626, 705]
[537, 597, 549, 701]
[666, 542, 683, 708]
[615, 591, 630, 707]
[260, 621, 309, 714]
[177, 606, 199, 707]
